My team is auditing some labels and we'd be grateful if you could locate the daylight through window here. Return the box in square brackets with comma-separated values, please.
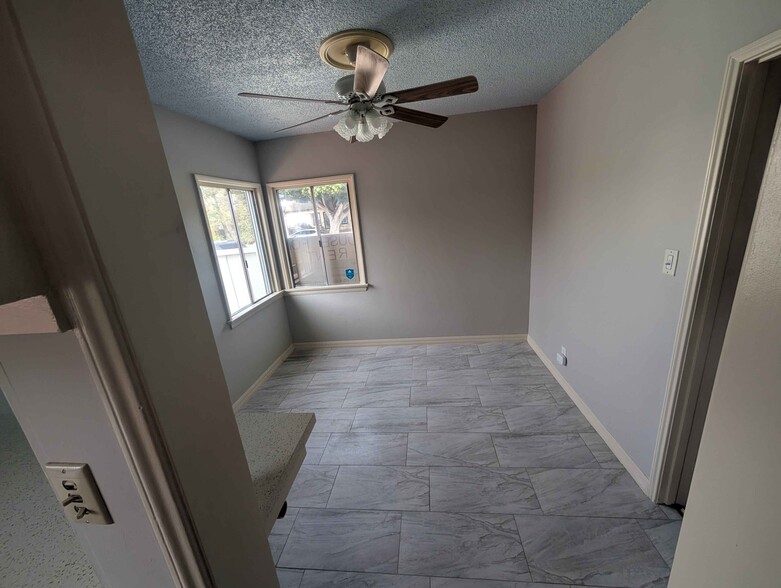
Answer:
[267, 175, 366, 290]
[196, 176, 277, 317]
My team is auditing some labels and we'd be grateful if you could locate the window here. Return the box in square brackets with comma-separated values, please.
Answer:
[267, 174, 367, 291]
[195, 175, 279, 319]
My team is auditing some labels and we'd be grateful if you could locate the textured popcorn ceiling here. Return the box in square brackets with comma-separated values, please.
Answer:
[124, 0, 649, 141]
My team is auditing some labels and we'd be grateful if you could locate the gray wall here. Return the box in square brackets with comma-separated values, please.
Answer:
[529, 0, 781, 476]
[0, 334, 172, 587]
[154, 106, 292, 402]
[256, 107, 537, 342]
[669, 99, 781, 588]
[10, 0, 279, 584]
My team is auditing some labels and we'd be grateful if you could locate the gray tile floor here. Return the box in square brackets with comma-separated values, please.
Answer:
[242, 342, 682, 588]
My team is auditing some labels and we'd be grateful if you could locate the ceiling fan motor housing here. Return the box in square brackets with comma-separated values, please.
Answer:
[334, 74, 387, 102]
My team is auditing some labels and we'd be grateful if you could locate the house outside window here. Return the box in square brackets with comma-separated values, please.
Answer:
[266, 174, 367, 292]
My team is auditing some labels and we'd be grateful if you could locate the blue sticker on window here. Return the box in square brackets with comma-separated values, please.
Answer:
[345, 268, 355, 280]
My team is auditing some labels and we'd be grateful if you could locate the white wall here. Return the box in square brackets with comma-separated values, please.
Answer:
[529, 0, 781, 477]
[257, 107, 537, 342]
[154, 106, 292, 402]
[669, 103, 781, 588]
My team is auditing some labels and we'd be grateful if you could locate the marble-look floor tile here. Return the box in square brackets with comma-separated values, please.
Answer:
[303, 433, 330, 464]
[493, 435, 598, 468]
[321, 433, 408, 465]
[489, 366, 552, 378]
[328, 346, 379, 356]
[477, 385, 556, 408]
[430, 467, 541, 514]
[431, 579, 565, 588]
[503, 405, 593, 434]
[309, 371, 369, 387]
[290, 408, 355, 432]
[289, 347, 331, 358]
[243, 387, 290, 409]
[262, 373, 315, 390]
[427, 407, 508, 432]
[272, 507, 300, 537]
[287, 465, 339, 507]
[407, 433, 498, 467]
[399, 511, 530, 581]
[467, 352, 529, 369]
[300, 570, 429, 587]
[489, 372, 558, 387]
[427, 368, 491, 386]
[529, 468, 665, 519]
[477, 341, 532, 354]
[269, 533, 287, 563]
[426, 343, 480, 355]
[638, 519, 682, 566]
[412, 355, 471, 370]
[376, 344, 427, 357]
[545, 383, 574, 406]
[580, 432, 623, 469]
[352, 408, 428, 432]
[275, 360, 312, 375]
[516, 514, 669, 587]
[327, 466, 429, 511]
[343, 386, 411, 408]
[367, 368, 428, 387]
[659, 504, 683, 520]
[276, 568, 304, 588]
[411, 385, 481, 406]
[279, 388, 348, 409]
[306, 357, 363, 372]
[357, 357, 415, 372]
[279, 509, 401, 573]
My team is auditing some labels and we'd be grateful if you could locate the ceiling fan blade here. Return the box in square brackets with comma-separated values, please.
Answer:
[274, 109, 346, 133]
[239, 92, 343, 105]
[353, 45, 389, 98]
[387, 106, 447, 128]
[387, 76, 478, 104]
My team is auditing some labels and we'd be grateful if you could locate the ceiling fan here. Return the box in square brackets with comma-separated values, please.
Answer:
[239, 29, 479, 143]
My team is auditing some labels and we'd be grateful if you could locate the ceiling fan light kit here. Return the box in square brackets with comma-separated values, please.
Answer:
[239, 29, 479, 142]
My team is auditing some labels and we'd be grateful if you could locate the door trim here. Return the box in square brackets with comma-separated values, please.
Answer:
[650, 28, 781, 503]
[3, 2, 214, 585]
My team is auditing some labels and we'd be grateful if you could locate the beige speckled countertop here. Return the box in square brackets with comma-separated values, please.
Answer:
[235, 412, 315, 535]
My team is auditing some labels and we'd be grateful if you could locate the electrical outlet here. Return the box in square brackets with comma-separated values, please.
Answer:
[561, 346, 567, 356]
[556, 352, 567, 366]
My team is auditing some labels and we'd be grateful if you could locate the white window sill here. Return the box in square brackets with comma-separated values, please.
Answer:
[228, 291, 284, 329]
[283, 283, 370, 296]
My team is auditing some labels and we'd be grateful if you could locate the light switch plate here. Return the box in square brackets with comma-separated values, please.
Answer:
[663, 249, 679, 276]
[44, 463, 113, 525]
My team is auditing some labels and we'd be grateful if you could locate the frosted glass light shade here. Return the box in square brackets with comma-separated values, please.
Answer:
[333, 110, 361, 140]
[333, 108, 393, 142]
[355, 120, 374, 142]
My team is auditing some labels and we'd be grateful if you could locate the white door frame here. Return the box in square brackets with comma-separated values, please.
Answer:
[650, 28, 781, 503]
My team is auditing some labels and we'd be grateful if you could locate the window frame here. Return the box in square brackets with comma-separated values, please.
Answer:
[266, 174, 368, 294]
[194, 174, 281, 326]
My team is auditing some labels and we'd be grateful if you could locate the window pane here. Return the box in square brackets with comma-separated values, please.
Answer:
[277, 187, 327, 287]
[229, 189, 271, 302]
[313, 183, 360, 285]
[199, 186, 252, 314]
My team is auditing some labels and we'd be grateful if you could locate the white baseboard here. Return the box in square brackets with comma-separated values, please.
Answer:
[232, 344, 294, 413]
[527, 336, 651, 496]
[294, 333, 527, 349]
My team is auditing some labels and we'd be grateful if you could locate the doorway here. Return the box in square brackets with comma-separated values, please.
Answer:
[651, 32, 781, 506]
